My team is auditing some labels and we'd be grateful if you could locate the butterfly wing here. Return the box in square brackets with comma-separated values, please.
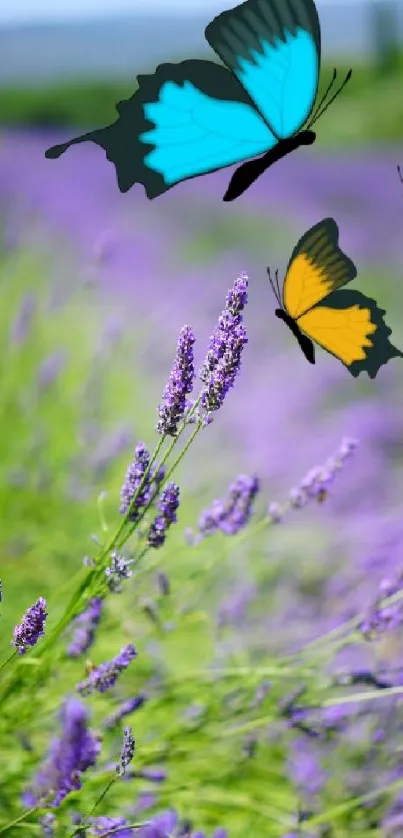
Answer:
[45, 60, 277, 197]
[205, 0, 321, 140]
[283, 218, 357, 319]
[296, 290, 403, 378]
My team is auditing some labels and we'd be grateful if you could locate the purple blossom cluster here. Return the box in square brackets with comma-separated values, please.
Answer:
[24, 697, 100, 807]
[12, 596, 47, 655]
[117, 725, 135, 775]
[67, 597, 103, 658]
[268, 437, 359, 522]
[77, 643, 137, 696]
[90, 811, 227, 838]
[188, 474, 259, 544]
[199, 273, 248, 416]
[120, 443, 165, 522]
[147, 482, 180, 548]
[105, 549, 134, 593]
[361, 572, 403, 638]
[156, 325, 195, 436]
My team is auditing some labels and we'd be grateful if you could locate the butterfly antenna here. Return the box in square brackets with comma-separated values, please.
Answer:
[308, 68, 337, 126]
[275, 269, 282, 306]
[267, 267, 281, 307]
[398, 164, 403, 185]
[309, 69, 352, 127]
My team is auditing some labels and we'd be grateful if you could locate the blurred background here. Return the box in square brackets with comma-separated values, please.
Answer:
[1, 3, 403, 828]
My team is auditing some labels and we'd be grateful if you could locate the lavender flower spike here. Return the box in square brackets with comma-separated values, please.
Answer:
[191, 474, 259, 542]
[157, 324, 195, 436]
[77, 644, 137, 696]
[148, 482, 180, 548]
[361, 572, 403, 638]
[67, 598, 103, 658]
[23, 697, 100, 807]
[268, 437, 359, 521]
[105, 549, 134, 593]
[289, 436, 359, 508]
[200, 273, 248, 416]
[120, 442, 152, 520]
[117, 726, 135, 775]
[12, 596, 47, 655]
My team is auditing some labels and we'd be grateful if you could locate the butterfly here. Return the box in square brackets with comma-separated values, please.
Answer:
[45, 0, 352, 202]
[268, 218, 403, 378]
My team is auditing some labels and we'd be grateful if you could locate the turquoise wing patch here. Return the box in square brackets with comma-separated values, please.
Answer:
[45, 59, 277, 198]
[205, 0, 321, 139]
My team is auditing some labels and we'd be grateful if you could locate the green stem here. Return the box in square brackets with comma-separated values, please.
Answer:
[303, 777, 403, 828]
[100, 434, 167, 562]
[70, 776, 117, 836]
[0, 806, 38, 835]
[321, 684, 403, 707]
[0, 650, 17, 675]
[113, 421, 202, 555]
[97, 823, 148, 837]
[300, 586, 403, 658]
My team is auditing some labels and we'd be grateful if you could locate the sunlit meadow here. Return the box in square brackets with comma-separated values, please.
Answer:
[1, 41, 403, 838]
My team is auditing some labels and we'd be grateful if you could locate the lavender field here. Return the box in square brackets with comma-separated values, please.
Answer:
[1, 124, 403, 837]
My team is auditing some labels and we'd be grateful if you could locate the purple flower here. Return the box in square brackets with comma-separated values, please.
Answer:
[217, 585, 256, 627]
[268, 437, 359, 521]
[103, 695, 148, 729]
[67, 598, 103, 658]
[117, 726, 135, 775]
[199, 273, 248, 415]
[77, 644, 137, 695]
[91, 817, 134, 837]
[147, 483, 180, 548]
[10, 293, 36, 343]
[12, 596, 47, 655]
[120, 442, 153, 520]
[140, 810, 178, 837]
[40, 813, 55, 836]
[361, 572, 403, 638]
[105, 550, 134, 593]
[37, 351, 65, 390]
[23, 697, 100, 807]
[288, 736, 328, 797]
[156, 325, 195, 436]
[120, 444, 165, 522]
[191, 474, 259, 542]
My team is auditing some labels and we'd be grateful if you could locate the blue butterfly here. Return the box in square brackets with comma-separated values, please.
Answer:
[45, 0, 352, 202]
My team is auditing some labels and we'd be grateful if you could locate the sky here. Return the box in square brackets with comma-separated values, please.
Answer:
[0, 0, 357, 26]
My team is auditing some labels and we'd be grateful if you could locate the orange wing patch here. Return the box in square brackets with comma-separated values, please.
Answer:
[297, 303, 376, 366]
[297, 289, 403, 377]
[283, 218, 357, 320]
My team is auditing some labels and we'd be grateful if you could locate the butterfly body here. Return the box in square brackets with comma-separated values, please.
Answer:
[270, 218, 403, 378]
[44, 0, 351, 201]
[224, 129, 316, 201]
[274, 307, 315, 364]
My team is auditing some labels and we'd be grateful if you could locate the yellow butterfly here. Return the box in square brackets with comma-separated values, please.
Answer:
[268, 218, 403, 378]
